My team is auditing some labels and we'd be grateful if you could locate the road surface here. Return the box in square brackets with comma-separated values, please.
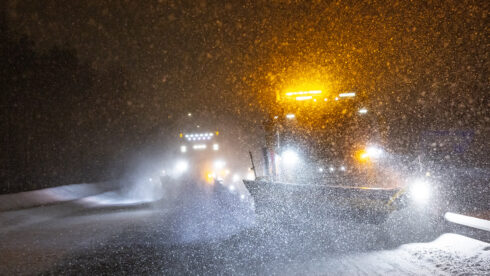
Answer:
[1, 181, 488, 275]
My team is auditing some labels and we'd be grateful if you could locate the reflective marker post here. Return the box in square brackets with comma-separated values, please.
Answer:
[249, 151, 257, 180]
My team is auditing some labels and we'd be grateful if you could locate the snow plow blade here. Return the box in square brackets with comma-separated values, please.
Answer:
[243, 180, 406, 224]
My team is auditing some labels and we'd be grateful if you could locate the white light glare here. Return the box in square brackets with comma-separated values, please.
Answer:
[282, 149, 299, 166]
[410, 179, 431, 204]
[359, 108, 368, 114]
[186, 132, 213, 140]
[193, 144, 207, 150]
[232, 174, 240, 182]
[213, 144, 219, 150]
[285, 90, 321, 96]
[286, 114, 295, 119]
[213, 160, 226, 170]
[295, 96, 313, 101]
[366, 146, 383, 159]
[175, 160, 188, 173]
[246, 171, 255, 180]
[180, 145, 187, 153]
[339, 92, 356, 97]
[318, 167, 324, 172]
[340, 166, 346, 171]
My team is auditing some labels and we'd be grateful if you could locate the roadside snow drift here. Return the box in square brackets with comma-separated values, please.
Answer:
[0, 182, 118, 212]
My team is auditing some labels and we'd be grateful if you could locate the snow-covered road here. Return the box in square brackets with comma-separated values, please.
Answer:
[0, 182, 488, 275]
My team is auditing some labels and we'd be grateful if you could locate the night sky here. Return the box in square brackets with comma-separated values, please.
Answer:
[7, 0, 488, 120]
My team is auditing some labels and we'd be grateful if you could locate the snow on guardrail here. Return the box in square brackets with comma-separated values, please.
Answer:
[444, 212, 490, 232]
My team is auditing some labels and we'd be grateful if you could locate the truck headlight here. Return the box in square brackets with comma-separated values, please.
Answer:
[246, 171, 255, 180]
[282, 149, 299, 166]
[213, 160, 226, 170]
[366, 146, 383, 159]
[175, 160, 188, 173]
[180, 145, 187, 153]
[409, 179, 431, 204]
[357, 145, 384, 162]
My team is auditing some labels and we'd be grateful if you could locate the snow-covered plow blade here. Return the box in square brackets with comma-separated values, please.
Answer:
[244, 180, 406, 224]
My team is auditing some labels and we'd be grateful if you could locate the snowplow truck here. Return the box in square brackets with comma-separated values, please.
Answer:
[243, 90, 411, 224]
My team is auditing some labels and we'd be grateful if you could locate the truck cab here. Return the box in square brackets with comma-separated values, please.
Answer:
[262, 90, 397, 188]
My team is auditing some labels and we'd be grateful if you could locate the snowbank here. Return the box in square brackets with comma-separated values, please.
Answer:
[403, 233, 490, 275]
[265, 233, 489, 275]
[0, 182, 119, 212]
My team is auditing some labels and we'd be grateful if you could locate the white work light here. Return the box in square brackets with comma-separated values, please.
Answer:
[282, 149, 299, 166]
[175, 160, 188, 173]
[213, 160, 226, 170]
[409, 179, 431, 204]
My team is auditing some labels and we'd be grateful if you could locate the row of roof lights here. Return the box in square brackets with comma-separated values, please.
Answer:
[187, 136, 212, 141]
[285, 90, 322, 96]
[282, 108, 367, 120]
[318, 166, 346, 172]
[285, 91, 355, 98]
[181, 143, 219, 152]
[292, 94, 355, 102]
[185, 133, 214, 138]
[339, 92, 356, 97]
[193, 144, 207, 150]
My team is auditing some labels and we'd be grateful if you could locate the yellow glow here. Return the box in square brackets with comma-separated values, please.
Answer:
[356, 146, 383, 163]
[206, 172, 216, 184]
[356, 149, 371, 163]
[179, 133, 183, 138]
[295, 95, 313, 101]
[276, 74, 331, 102]
[276, 70, 333, 104]
[283, 89, 324, 102]
[285, 90, 322, 96]
[339, 92, 356, 98]
[205, 168, 231, 183]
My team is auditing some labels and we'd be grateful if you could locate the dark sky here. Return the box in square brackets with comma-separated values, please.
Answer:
[6, 0, 489, 137]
